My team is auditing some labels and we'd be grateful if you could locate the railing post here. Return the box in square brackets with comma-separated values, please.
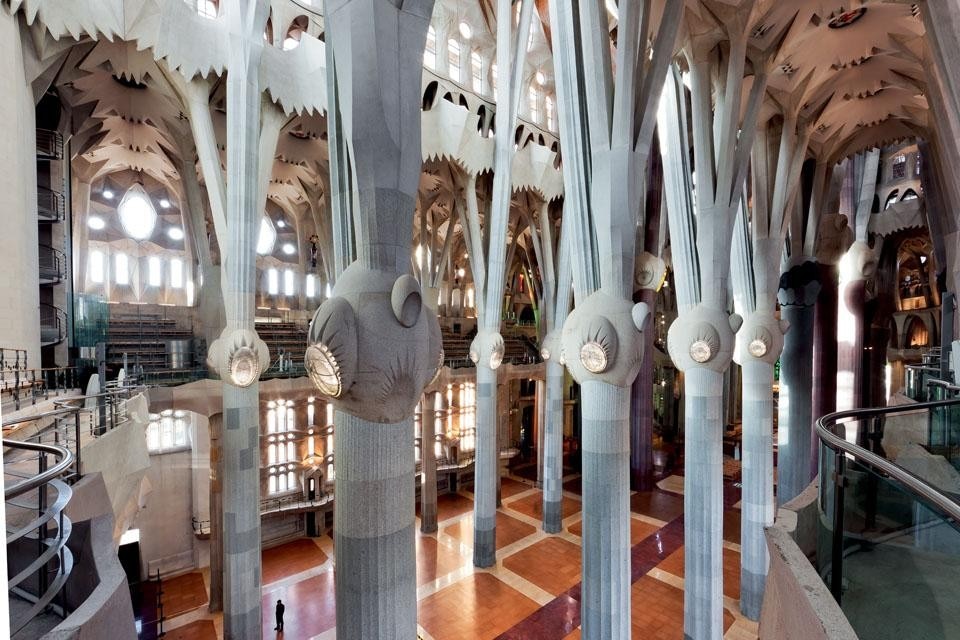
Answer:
[830, 449, 847, 603]
[74, 412, 82, 478]
[38, 451, 49, 597]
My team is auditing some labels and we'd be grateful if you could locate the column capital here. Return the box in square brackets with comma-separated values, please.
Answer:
[666, 304, 739, 372]
[733, 310, 787, 366]
[778, 259, 822, 307]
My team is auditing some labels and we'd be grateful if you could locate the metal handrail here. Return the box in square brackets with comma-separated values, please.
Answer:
[817, 398, 960, 601]
[3, 440, 74, 499]
[816, 399, 960, 524]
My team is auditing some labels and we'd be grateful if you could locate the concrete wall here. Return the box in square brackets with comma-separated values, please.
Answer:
[0, 11, 41, 366]
[759, 481, 858, 640]
[135, 448, 197, 577]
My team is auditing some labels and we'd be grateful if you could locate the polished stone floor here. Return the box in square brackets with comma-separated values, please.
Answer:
[159, 473, 759, 639]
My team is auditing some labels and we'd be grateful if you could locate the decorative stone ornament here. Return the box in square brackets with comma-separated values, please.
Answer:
[206, 328, 270, 388]
[733, 311, 788, 366]
[839, 240, 877, 281]
[305, 263, 442, 423]
[560, 290, 650, 386]
[469, 330, 505, 369]
[667, 304, 741, 372]
[778, 259, 824, 307]
[540, 331, 562, 362]
[634, 251, 667, 291]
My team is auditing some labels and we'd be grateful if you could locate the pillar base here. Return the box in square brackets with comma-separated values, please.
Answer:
[473, 526, 496, 567]
[543, 500, 562, 533]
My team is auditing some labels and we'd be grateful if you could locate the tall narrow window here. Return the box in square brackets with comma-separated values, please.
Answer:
[170, 258, 184, 288]
[424, 25, 437, 69]
[284, 269, 295, 296]
[528, 86, 539, 123]
[114, 253, 129, 285]
[471, 51, 483, 93]
[306, 274, 316, 297]
[545, 95, 555, 131]
[448, 39, 461, 83]
[267, 268, 279, 295]
[148, 256, 162, 287]
[89, 250, 104, 284]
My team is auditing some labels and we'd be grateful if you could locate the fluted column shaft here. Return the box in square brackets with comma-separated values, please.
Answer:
[630, 288, 657, 491]
[683, 367, 725, 640]
[580, 381, 631, 640]
[420, 396, 438, 533]
[334, 412, 416, 639]
[542, 358, 565, 532]
[778, 304, 815, 505]
[739, 360, 775, 619]
[474, 363, 498, 566]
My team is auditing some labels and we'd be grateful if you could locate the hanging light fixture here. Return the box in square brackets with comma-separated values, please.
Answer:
[118, 183, 158, 240]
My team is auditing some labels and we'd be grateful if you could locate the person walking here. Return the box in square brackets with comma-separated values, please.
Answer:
[274, 599, 285, 632]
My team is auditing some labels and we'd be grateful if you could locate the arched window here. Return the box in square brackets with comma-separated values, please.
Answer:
[892, 153, 907, 179]
[288, 471, 296, 492]
[114, 253, 129, 286]
[448, 39, 461, 83]
[528, 86, 539, 122]
[884, 189, 899, 210]
[545, 95, 555, 131]
[905, 316, 929, 347]
[424, 25, 436, 69]
[148, 256, 162, 287]
[89, 250, 105, 284]
[901, 188, 919, 202]
[269, 475, 278, 494]
[186, 0, 218, 20]
[287, 440, 295, 462]
[267, 268, 279, 295]
[268, 443, 277, 464]
[471, 51, 483, 93]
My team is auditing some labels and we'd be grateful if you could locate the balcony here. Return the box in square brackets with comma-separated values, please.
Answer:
[40, 303, 67, 347]
[37, 187, 65, 223]
[38, 245, 65, 285]
[36, 128, 63, 160]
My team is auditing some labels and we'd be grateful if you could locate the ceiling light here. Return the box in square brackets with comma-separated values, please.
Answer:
[579, 342, 608, 373]
[459, 22, 472, 39]
[282, 243, 296, 255]
[276, 219, 285, 228]
[118, 184, 158, 240]
[159, 198, 171, 209]
[168, 227, 184, 240]
[689, 339, 713, 364]
[102, 189, 114, 200]
[87, 216, 105, 230]
[257, 216, 276, 255]
[305, 342, 342, 397]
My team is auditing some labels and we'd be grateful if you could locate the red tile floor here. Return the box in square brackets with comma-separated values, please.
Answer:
[160, 474, 759, 639]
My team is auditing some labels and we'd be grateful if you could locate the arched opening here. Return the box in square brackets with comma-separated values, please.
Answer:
[883, 189, 899, 210]
[904, 315, 929, 347]
[901, 188, 919, 202]
[422, 81, 439, 110]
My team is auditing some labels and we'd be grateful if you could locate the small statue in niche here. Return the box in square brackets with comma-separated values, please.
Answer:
[309, 234, 319, 269]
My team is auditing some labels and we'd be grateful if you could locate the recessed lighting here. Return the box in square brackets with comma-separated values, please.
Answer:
[282, 243, 296, 255]
[88, 216, 105, 230]
[159, 198, 170, 208]
[168, 227, 184, 240]
[535, 70, 546, 85]
[276, 220, 285, 228]
[103, 189, 114, 199]
[459, 22, 472, 39]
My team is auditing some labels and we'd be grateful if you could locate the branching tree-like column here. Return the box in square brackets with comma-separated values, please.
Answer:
[730, 98, 822, 617]
[304, 2, 440, 638]
[659, 6, 776, 634]
[456, 0, 535, 567]
[836, 150, 879, 414]
[550, 1, 681, 637]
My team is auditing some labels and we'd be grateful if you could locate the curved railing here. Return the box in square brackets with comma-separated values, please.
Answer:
[40, 303, 67, 347]
[38, 245, 66, 285]
[816, 399, 960, 639]
[3, 439, 75, 637]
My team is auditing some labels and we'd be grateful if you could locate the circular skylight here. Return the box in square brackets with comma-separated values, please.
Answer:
[159, 198, 171, 209]
[277, 219, 286, 228]
[118, 184, 158, 240]
[102, 189, 114, 200]
[257, 216, 276, 255]
[282, 243, 296, 255]
[168, 227, 184, 241]
[87, 216, 105, 230]
[459, 22, 472, 39]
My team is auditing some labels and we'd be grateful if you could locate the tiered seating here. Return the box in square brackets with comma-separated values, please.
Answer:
[439, 327, 540, 367]
[106, 315, 194, 372]
[255, 321, 309, 364]
[440, 327, 472, 366]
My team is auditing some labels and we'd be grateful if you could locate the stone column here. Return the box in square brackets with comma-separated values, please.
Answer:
[580, 381, 631, 637]
[335, 413, 416, 637]
[630, 287, 657, 491]
[420, 394, 438, 534]
[776, 261, 820, 506]
[0, 11, 41, 367]
[208, 413, 224, 612]
[473, 361, 498, 565]
[837, 242, 875, 413]
[812, 263, 839, 474]
[541, 350, 565, 532]
[562, 291, 651, 640]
